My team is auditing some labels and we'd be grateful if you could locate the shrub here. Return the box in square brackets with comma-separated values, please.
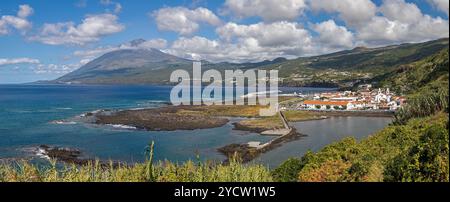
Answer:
[298, 159, 351, 182]
[394, 89, 448, 125]
[289, 113, 449, 182]
[384, 124, 449, 182]
[271, 158, 303, 182]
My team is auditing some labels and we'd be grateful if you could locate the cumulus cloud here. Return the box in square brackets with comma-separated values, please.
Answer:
[29, 13, 124, 45]
[168, 36, 301, 63]
[153, 7, 221, 35]
[127, 38, 167, 49]
[18, 4, 34, 18]
[356, 0, 449, 45]
[217, 21, 312, 48]
[308, 0, 448, 46]
[223, 0, 307, 22]
[312, 20, 354, 49]
[73, 38, 168, 64]
[167, 21, 316, 62]
[309, 0, 377, 27]
[168, 21, 355, 63]
[0, 58, 40, 66]
[379, 0, 424, 24]
[0, 4, 33, 35]
[169, 36, 257, 62]
[428, 0, 449, 16]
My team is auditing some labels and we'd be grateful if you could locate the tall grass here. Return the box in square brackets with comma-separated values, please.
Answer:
[393, 89, 448, 125]
[0, 144, 272, 182]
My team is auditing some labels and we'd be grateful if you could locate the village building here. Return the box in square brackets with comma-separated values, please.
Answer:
[330, 97, 358, 102]
[303, 100, 349, 110]
[298, 88, 404, 111]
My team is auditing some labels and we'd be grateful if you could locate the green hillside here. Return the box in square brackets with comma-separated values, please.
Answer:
[271, 112, 448, 182]
[263, 38, 449, 87]
[272, 49, 450, 182]
[52, 38, 449, 86]
[376, 49, 448, 94]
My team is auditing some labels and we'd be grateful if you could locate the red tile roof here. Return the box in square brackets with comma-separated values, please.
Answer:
[303, 100, 349, 106]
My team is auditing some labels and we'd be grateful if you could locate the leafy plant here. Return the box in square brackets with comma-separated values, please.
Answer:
[394, 89, 448, 125]
[384, 125, 449, 182]
[271, 158, 303, 182]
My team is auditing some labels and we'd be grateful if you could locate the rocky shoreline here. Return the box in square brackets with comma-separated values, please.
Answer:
[93, 106, 229, 131]
[218, 128, 307, 163]
[53, 103, 393, 165]
[232, 122, 270, 133]
[36, 145, 121, 167]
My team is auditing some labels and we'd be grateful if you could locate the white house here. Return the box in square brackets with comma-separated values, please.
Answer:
[303, 100, 349, 110]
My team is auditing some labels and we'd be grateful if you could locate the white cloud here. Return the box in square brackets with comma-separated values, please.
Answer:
[167, 21, 356, 63]
[168, 36, 250, 62]
[379, 0, 423, 24]
[168, 22, 316, 62]
[0, 20, 7, 35]
[312, 20, 354, 49]
[309, 0, 448, 46]
[73, 38, 168, 64]
[29, 13, 124, 45]
[216, 21, 312, 48]
[73, 46, 119, 59]
[33, 63, 80, 75]
[357, 15, 449, 45]
[171, 36, 220, 55]
[1, 16, 32, 31]
[100, 0, 122, 14]
[168, 36, 293, 62]
[0, 58, 40, 66]
[0, 4, 33, 35]
[356, 0, 449, 45]
[114, 3, 122, 14]
[18, 4, 34, 18]
[127, 38, 167, 49]
[428, 0, 449, 16]
[153, 7, 221, 35]
[223, 0, 307, 22]
[0, 57, 79, 75]
[309, 0, 377, 27]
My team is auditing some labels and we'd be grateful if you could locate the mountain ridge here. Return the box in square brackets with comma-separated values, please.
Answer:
[52, 38, 449, 86]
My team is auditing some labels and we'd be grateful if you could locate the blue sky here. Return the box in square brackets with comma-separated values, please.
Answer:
[0, 0, 448, 83]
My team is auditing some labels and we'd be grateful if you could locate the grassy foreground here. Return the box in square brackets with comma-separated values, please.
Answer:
[0, 156, 272, 182]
